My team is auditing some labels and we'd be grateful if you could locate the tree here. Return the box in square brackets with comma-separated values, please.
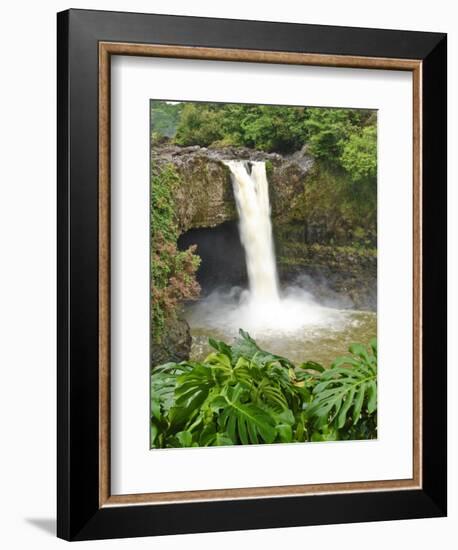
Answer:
[150, 100, 183, 138]
[152, 100, 377, 184]
[174, 103, 223, 146]
[340, 125, 377, 182]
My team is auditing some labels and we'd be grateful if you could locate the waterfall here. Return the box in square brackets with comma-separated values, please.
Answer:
[186, 160, 346, 341]
[223, 160, 280, 304]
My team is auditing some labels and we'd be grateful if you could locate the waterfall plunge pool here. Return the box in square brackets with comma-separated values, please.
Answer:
[184, 286, 376, 367]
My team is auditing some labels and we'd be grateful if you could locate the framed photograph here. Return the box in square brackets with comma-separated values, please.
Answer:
[57, 9, 447, 541]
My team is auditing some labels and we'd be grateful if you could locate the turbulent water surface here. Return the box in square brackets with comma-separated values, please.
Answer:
[184, 287, 376, 367]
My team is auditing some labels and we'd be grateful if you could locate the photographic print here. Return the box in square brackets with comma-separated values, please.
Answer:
[150, 100, 377, 449]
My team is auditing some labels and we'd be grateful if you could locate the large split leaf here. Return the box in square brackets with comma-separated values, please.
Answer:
[151, 362, 193, 417]
[211, 385, 277, 445]
[307, 341, 377, 430]
[167, 363, 215, 430]
[150, 332, 377, 448]
[232, 329, 294, 369]
[199, 424, 234, 447]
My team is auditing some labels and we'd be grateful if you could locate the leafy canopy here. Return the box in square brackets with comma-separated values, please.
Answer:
[150, 100, 184, 138]
[151, 100, 377, 183]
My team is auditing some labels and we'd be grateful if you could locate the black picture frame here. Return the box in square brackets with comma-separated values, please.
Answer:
[57, 8, 447, 541]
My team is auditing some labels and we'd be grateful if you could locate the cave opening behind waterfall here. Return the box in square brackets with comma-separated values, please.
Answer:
[178, 221, 248, 295]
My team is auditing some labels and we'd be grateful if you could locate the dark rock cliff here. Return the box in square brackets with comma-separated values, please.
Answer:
[151, 144, 314, 231]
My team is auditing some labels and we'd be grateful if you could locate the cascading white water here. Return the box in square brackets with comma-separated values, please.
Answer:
[185, 156, 370, 355]
[223, 160, 280, 304]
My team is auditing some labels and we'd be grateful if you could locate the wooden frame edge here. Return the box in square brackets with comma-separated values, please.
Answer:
[105, 478, 421, 507]
[412, 63, 423, 488]
[100, 42, 421, 70]
[98, 42, 423, 508]
[99, 42, 111, 507]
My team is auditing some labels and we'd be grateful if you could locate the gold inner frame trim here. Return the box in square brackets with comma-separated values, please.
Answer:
[98, 41, 423, 508]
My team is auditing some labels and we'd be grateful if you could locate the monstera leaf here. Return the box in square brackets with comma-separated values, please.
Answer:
[231, 329, 294, 369]
[150, 333, 378, 448]
[307, 340, 377, 430]
[151, 362, 193, 417]
[199, 424, 234, 447]
[210, 385, 277, 445]
[208, 337, 233, 362]
[150, 362, 195, 446]
[167, 363, 217, 430]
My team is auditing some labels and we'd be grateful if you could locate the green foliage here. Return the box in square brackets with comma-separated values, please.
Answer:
[307, 339, 377, 431]
[151, 331, 377, 448]
[211, 385, 277, 445]
[151, 163, 180, 242]
[219, 104, 308, 153]
[303, 108, 377, 183]
[284, 162, 377, 248]
[151, 101, 377, 184]
[303, 108, 355, 160]
[172, 103, 309, 153]
[340, 125, 377, 181]
[175, 103, 224, 147]
[151, 164, 201, 341]
[150, 101, 183, 138]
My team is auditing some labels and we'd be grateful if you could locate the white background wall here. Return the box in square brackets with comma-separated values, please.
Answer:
[0, 1, 454, 548]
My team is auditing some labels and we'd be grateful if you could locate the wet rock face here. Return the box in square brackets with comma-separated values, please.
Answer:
[269, 150, 314, 220]
[276, 243, 377, 311]
[151, 317, 192, 367]
[153, 144, 284, 164]
[151, 144, 315, 231]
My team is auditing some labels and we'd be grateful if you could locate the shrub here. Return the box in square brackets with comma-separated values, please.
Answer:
[340, 125, 377, 182]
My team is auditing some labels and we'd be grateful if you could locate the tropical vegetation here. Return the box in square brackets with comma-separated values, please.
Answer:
[151, 100, 377, 183]
[151, 163, 201, 342]
[151, 331, 377, 448]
